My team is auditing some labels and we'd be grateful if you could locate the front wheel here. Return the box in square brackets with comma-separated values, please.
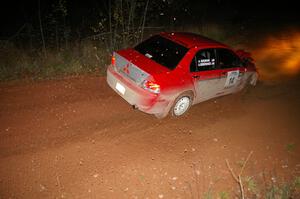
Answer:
[171, 95, 192, 117]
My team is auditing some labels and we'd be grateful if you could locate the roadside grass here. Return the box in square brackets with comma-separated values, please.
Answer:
[264, 177, 300, 199]
[191, 174, 300, 199]
[0, 23, 249, 82]
[0, 40, 110, 81]
[186, 152, 299, 199]
[188, 176, 300, 199]
[186, 174, 300, 199]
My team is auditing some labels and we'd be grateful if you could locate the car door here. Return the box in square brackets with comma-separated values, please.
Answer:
[190, 48, 224, 103]
[216, 48, 243, 95]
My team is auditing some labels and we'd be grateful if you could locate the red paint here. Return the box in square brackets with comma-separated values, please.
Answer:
[107, 32, 257, 116]
[118, 48, 170, 75]
[160, 32, 229, 49]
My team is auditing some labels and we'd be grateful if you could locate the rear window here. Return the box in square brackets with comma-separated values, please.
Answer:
[134, 35, 188, 70]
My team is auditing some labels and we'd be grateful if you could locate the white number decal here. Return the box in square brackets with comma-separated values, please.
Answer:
[224, 70, 239, 88]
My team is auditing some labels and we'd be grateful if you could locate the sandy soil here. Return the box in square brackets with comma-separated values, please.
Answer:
[0, 75, 299, 198]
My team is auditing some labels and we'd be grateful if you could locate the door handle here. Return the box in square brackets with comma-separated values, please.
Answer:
[192, 75, 200, 79]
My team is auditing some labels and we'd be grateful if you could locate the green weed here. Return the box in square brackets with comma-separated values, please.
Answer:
[245, 176, 258, 194]
[219, 191, 230, 199]
[294, 176, 300, 188]
[203, 188, 213, 199]
[285, 143, 296, 152]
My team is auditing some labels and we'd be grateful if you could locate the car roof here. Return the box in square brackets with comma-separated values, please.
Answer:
[160, 32, 229, 49]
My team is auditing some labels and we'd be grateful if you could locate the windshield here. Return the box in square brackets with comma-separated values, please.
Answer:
[134, 35, 188, 70]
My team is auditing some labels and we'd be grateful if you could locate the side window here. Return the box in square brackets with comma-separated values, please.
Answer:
[218, 48, 241, 69]
[190, 49, 216, 72]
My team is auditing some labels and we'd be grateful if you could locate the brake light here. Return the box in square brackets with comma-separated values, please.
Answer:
[142, 80, 160, 94]
[111, 55, 116, 66]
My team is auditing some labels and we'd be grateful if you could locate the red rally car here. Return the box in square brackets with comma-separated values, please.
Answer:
[107, 32, 258, 118]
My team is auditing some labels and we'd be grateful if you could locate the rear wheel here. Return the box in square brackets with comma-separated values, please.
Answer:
[171, 94, 193, 117]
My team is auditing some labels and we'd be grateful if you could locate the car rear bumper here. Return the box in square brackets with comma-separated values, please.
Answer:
[106, 65, 170, 115]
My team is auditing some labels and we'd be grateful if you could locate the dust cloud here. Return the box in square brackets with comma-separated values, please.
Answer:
[251, 31, 300, 80]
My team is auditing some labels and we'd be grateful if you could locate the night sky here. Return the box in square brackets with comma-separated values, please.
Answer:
[1, 0, 299, 39]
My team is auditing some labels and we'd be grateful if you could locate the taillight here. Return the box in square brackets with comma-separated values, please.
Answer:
[111, 55, 116, 66]
[142, 80, 160, 94]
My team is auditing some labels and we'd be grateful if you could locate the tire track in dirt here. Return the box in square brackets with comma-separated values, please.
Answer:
[0, 75, 299, 198]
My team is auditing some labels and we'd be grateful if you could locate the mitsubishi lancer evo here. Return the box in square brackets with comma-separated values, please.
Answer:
[107, 32, 258, 118]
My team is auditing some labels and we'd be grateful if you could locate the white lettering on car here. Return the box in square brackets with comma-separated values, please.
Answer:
[198, 58, 215, 66]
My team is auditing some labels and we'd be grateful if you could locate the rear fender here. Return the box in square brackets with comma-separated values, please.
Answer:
[155, 90, 195, 118]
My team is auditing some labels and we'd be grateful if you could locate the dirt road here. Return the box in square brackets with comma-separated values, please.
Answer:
[0, 75, 299, 198]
